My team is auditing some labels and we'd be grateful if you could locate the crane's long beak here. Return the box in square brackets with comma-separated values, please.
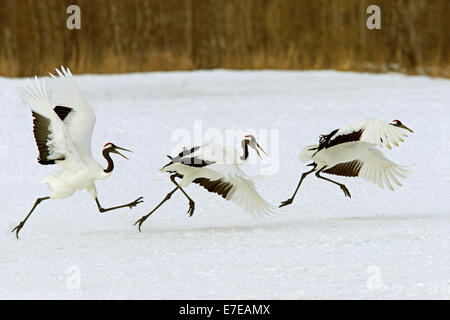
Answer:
[399, 124, 414, 133]
[255, 143, 268, 159]
[113, 146, 132, 160]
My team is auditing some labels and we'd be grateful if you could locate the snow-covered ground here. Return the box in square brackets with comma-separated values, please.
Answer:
[1, 70, 449, 299]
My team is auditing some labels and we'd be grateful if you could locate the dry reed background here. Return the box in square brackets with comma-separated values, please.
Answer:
[0, 0, 448, 77]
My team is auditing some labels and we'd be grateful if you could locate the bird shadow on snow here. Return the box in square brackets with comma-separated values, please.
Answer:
[333, 212, 447, 222]
[78, 221, 287, 238]
[9, 211, 445, 240]
[119, 211, 447, 237]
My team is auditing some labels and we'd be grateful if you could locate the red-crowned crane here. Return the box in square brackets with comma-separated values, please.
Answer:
[12, 67, 143, 238]
[134, 135, 273, 231]
[279, 119, 414, 207]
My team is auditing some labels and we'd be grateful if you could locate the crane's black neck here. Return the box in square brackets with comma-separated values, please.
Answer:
[103, 148, 114, 173]
[240, 140, 249, 161]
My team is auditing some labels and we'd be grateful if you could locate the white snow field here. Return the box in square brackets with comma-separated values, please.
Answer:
[0, 70, 449, 299]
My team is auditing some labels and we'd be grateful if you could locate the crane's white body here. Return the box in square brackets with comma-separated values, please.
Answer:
[302, 141, 372, 167]
[161, 142, 274, 216]
[43, 161, 108, 199]
[301, 141, 406, 190]
[21, 68, 109, 199]
[299, 119, 411, 190]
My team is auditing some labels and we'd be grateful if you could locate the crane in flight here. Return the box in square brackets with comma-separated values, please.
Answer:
[280, 119, 413, 208]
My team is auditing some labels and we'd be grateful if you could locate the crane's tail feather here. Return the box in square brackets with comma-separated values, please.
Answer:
[299, 144, 319, 163]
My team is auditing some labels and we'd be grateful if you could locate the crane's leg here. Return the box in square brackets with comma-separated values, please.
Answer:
[12, 196, 50, 239]
[315, 167, 351, 198]
[170, 174, 195, 217]
[95, 196, 144, 213]
[134, 186, 179, 232]
[279, 163, 317, 208]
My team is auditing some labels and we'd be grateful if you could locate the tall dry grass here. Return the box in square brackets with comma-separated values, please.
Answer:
[0, 0, 448, 77]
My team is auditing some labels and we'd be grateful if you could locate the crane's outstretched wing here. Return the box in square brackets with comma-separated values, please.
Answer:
[21, 77, 82, 168]
[335, 119, 412, 149]
[324, 147, 408, 190]
[223, 166, 275, 216]
[49, 66, 96, 156]
[191, 163, 275, 217]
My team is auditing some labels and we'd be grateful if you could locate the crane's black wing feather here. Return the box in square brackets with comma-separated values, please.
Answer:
[31, 111, 65, 165]
[53, 106, 73, 121]
[192, 178, 234, 199]
[323, 160, 363, 177]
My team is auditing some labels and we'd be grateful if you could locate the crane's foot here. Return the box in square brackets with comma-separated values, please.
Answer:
[279, 198, 293, 208]
[187, 200, 195, 217]
[11, 222, 25, 239]
[340, 185, 351, 198]
[127, 197, 144, 209]
[133, 191, 176, 231]
[134, 215, 149, 232]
